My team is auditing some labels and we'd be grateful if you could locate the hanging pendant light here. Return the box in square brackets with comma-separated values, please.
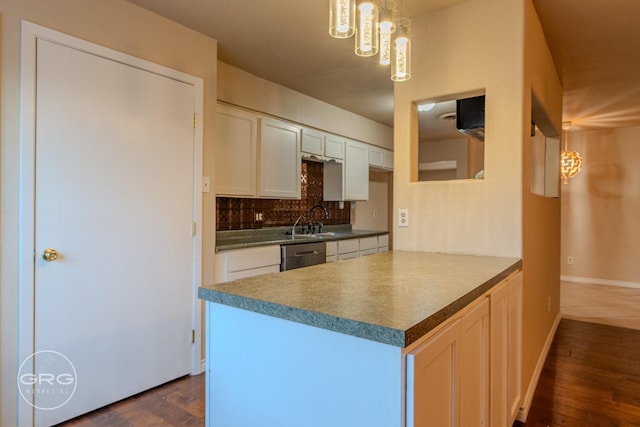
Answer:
[355, 0, 379, 57]
[329, 0, 356, 38]
[560, 121, 582, 184]
[378, 1, 397, 65]
[391, 18, 411, 81]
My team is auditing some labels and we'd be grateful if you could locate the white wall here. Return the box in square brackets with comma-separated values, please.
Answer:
[350, 171, 391, 231]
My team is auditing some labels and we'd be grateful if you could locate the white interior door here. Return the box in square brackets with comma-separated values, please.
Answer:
[32, 38, 196, 426]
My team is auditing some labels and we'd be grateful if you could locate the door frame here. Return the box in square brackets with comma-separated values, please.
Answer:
[18, 21, 204, 426]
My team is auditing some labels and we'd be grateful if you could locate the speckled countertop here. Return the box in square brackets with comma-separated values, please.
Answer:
[216, 225, 388, 251]
[198, 251, 521, 348]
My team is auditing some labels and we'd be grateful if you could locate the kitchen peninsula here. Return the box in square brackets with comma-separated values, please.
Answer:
[198, 251, 522, 427]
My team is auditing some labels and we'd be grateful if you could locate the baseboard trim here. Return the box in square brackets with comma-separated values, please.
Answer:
[561, 275, 640, 290]
[200, 358, 206, 373]
[516, 311, 561, 423]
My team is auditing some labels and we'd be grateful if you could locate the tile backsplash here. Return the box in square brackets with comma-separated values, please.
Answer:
[216, 160, 350, 230]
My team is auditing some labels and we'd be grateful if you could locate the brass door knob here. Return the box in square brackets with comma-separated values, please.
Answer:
[42, 248, 59, 262]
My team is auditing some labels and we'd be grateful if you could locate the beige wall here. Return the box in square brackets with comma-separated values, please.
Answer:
[218, 61, 393, 150]
[394, 0, 562, 417]
[561, 126, 640, 285]
[0, 1, 218, 424]
[350, 171, 391, 231]
[393, 0, 525, 257]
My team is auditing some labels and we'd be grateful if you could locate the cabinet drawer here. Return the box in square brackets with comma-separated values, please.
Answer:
[369, 146, 384, 167]
[337, 239, 359, 255]
[338, 251, 359, 261]
[378, 234, 389, 248]
[360, 248, 377, 257]
[359, 236, 378, 251]
[227, 246, 281, 272]
[301, 128, 324, 157]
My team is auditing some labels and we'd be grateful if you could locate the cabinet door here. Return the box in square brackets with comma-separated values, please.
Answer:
[215, 105, 257, 196]
[407, 320, 459, 427]
[325, 134, 345, 160]
[490, 278, 510, 427]
[301, 128, 324, 158]
[344, 140, 369, 200]
[369, 146, 384, 167]
[507, 273, 523, 422]
[458, 298, 490, 427]
[383, 149, 394, 170]
[259, 118, 301, 199]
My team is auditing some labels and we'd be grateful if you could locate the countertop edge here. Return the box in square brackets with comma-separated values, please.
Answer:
[198, 287, 405, 346]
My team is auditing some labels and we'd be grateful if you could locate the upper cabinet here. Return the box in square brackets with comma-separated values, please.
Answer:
[215, 104, 257, 196]
[259, 118, 301, 199]
[215, 104, 301, 199]
[369, 145, 394, 171]
[216, 103, 391, 201]
[344, 140, 369, 200]
[301, 129, 345, 162]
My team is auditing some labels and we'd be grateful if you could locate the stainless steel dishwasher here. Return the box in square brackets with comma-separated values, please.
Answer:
[280, 241, 326, 271]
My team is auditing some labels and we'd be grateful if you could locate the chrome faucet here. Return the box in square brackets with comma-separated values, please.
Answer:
[307, 205, 329, 234]
[291, 215, 304, 238]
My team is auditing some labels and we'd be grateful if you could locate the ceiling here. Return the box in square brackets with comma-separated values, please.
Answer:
[128, 0, 640, 131]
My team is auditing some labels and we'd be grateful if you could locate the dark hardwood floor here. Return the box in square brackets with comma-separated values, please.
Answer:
[515, 318, 640, 427]
[55, 319, 640, 426]
[57, 374, 204, 427]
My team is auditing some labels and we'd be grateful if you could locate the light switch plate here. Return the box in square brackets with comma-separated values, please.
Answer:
[398, 208, 409, 227]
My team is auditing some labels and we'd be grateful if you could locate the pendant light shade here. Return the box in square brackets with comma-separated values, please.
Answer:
[355, 1, 379, 57]
[378, 1, 397, 65]
[329, 0, 356, 38]
[560, 122, 582, 184]
[391, 18, 411, 81]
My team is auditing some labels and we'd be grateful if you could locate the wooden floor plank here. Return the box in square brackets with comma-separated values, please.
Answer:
[515, 319, 640, 427]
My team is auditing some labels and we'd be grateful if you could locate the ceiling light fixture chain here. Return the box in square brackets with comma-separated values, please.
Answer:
[328, 0, 411, 82]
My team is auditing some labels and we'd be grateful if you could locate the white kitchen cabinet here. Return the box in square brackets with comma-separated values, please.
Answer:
[490, 271, 523, 427]
[324, 135, 345, 161]
[370, 146, 394, 171]
[301, 128, 324, 160]
[378, 234, 389, 253]
[337, 239, 359, 260]
[383, 149, 394, 170]
[215, 104, 257, 196]
[214, 245, 281, 284]
[369, 145, 384, 168]
[326, 241, 337, 263]
[324, 139, 369, 202]
[258, 117, 301, 199]
[359, 236, 378, 256]
[345, 140, 369, 200]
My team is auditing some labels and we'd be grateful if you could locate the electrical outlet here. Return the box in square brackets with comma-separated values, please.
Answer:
[567, 256, 574, 265]
[398, 209, 409, 228]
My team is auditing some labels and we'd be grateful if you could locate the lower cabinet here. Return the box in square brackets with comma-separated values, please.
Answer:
[406, 297, 490, 427]
[214, 245, 281, 283]
[406, 271, 522, 427]
[325, 234, 390, 263]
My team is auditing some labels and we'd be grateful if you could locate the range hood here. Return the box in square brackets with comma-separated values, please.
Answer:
[456, 95, 485, 142]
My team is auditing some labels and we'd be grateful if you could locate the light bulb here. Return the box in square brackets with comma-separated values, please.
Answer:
[356, 1, 379, 57]
[391, 19, 411, 81]
[379, 21, 393, 65]
[330, 0, 355, 38]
